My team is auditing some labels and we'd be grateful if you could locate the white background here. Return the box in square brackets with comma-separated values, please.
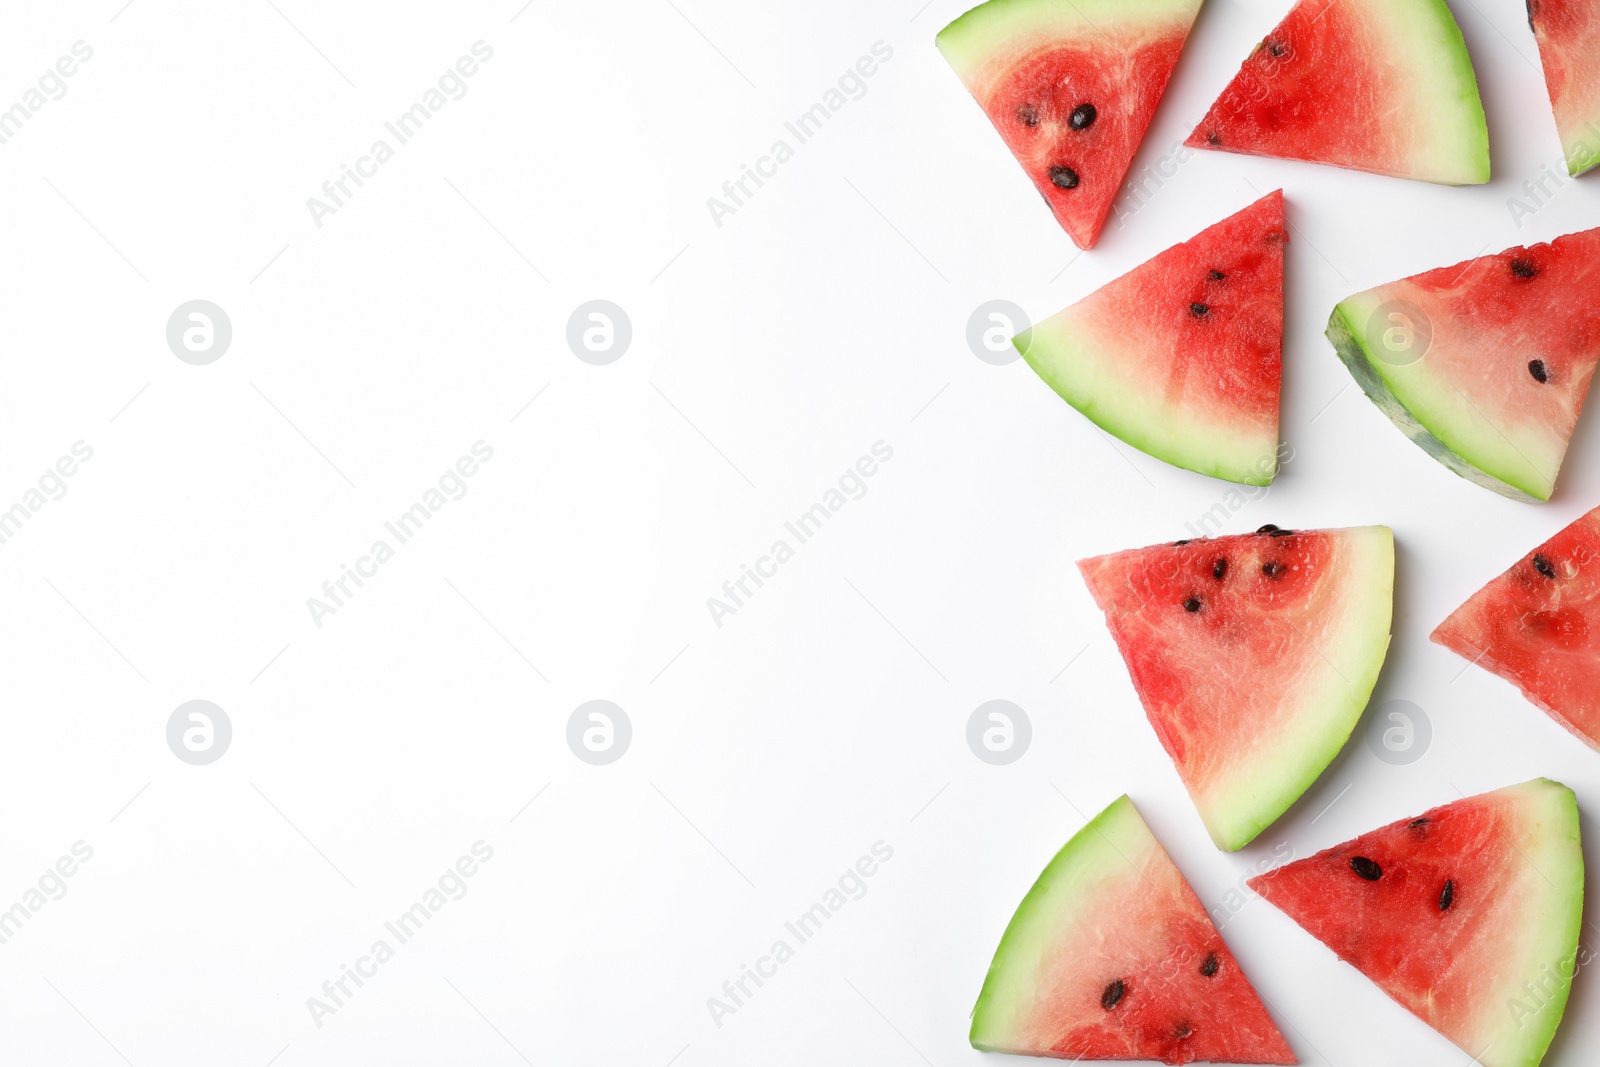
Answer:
[1, 0, 1597, 1064]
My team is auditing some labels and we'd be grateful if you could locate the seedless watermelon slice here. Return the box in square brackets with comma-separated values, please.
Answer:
[1249, 780, 1584, 1067]
[1433, 504, 1600, 750]
[1327, 226, 1600, 502]
[936, 0, 1205, 250]
[1019, 191, 1285, 486]
[1529, 0, 1600, 176]
[1079, 525, 1393, 851]
[1187, 0, 1489, 185]
[972, 795, 1296, 1064]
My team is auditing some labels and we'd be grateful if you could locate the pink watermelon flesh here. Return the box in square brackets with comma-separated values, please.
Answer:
[1249, 780, 1585, 1067]
[936, 0, 1203, 250]
[1186, 0, 1490, 185]
[1328, 226, 1600, 502]
[1433, 504, 1600, 750]
[1529, 0, 1600, 176]
[1020, 190, 1286, 486]
[1078, 526, 1394, 850]
[971, 796, 1296, 1064]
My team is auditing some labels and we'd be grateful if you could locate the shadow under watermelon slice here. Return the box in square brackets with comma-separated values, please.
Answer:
[971, 795, 1297, 1064]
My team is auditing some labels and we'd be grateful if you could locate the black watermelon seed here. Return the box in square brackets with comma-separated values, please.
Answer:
[1440, 879, 1455, 911]
[1265, 37, 1287, 58]
[1102, 979, 1126, 1010]
[1530, 359, 1550, 383]
[1209, 269, 1226, 281]
[1269, 528, 1295, 537]
[1534, 554, 1557, 579]
[1409, 817, 1430, 829]
[1213, 558, 1228, 580]
[1070, 103, 1098, 130]
[1049, 166, 1080, 189]
[1017, 103, 1040, 128]
[1174, 539, 1192, 546]
[1200, 952, 1219, 978]
[1262, 561, 1284, 579]
[1511, 258, 1539, 279]
[1190, 302, 1210, 317]
[1174, 1023, 1194, 1040]
[1207, 131, 1222, 146]
[1350, 856, 1382, 881]
[1257, 524, 1280, 534]
[1184, 597, 1203, 613]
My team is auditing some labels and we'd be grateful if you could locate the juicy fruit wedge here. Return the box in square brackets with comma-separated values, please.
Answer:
[1020, 191, 1286, 486]
[972, 796, 1297, 1064]
[1249, 780, 1585, 1067]
[1187, 0, 1489, 185]
[1529, 0, 1600, 176]
[1079, 526, 1393, 851]
[936, 0, 1205, 250]
[1327, 226, 1600, 502]
[1433, 504, 1600, 749]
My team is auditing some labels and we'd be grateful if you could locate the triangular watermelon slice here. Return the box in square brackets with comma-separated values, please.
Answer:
[1433, 504, 1600, 749]
[1019, 190, 1286, 486]
[1186, 0, 1490, 185]
[1079, 525, 1393, 851]
[936, 0, 1205, 250]
[1249, 780, 1585, 1067]
[972, 795, 1297, 1064]
[1327, 226, 1600, 502]
[1529, 0, 1600, 177]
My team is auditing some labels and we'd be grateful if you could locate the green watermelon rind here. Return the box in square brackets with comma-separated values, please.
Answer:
[1407, 0, 1493, 185]
[935, 0, 1202, 78]
[1325, 302, 1550, 502]
[1204, 526, 1395, 851]
[969, 794, 1152, 1051]
[1491, 778, 1585, 1067]
[1018, 324, 1280, 487]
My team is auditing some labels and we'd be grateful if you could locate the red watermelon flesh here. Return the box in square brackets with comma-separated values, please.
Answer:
[1079, 525, 1394, 851]
[1019, 191, 1286, 487]
[1249, 780, 1584, 1067]
[971, 795, 1296, 1064]
[1327, 226, 1600, 502]
[1186, 0, 1490, 185]
[937, 0, 1205, 250]
[1529, 0, 1600, 176]
[1433, 505, 1600, 750]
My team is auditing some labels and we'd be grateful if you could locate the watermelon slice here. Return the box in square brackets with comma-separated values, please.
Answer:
[1529, 0, 1600, 176]
[1186, 0, 1490, 185]
[936, 0, 1205, 250]
[1079, 525, 1393, 851]
[1433, 504, 1600, 750]
[1326, 226, 1600, 502]
[1249, 780, 1585, 1067]
[971, 795, 1297, 1064]
[1019, 191, 1286, 486]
